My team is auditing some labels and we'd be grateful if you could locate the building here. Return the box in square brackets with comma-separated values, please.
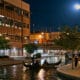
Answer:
[0, 0, 30, 56]
[30, 32, 60, 44]
[30, 32, 49, 44]
[30, 32, 61, 50]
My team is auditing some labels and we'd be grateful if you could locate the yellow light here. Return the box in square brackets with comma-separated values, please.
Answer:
[41, 32, 44, 35]
[39, 35, 42, 38]
[0, 34, 2, 36]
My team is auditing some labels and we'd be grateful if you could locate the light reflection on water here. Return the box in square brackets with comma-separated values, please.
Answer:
[37, 68, 46, 80]
[0, 65, 61, 80]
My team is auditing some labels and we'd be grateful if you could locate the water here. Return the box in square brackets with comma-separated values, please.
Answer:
[0, 64, 62, 80]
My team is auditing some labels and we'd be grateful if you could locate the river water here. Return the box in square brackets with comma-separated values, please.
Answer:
[0, 64, 62, 80]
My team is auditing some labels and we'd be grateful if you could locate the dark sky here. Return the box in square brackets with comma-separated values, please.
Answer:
[24, 0, 80, 32]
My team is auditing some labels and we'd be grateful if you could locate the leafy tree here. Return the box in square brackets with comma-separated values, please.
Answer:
[54, 26, 80, 69]
[24, 43, 38, 64]
[0, 36, 10, 55]
[24, 43, 38, 55]
[54, 26, 80, 50]
[34, 53, 41, 58]
[0, 37, 10, 49]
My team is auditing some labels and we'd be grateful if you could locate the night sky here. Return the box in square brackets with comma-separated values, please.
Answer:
[24, 0, 80, 32]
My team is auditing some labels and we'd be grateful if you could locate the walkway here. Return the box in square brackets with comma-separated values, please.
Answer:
[57, 62, 80, 79]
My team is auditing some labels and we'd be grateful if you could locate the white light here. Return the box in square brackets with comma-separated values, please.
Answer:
[0, 33, 2, 36]
[5, 37, 10, 40]
[0, 15, 4, 17]
[74, 4, 80, 10]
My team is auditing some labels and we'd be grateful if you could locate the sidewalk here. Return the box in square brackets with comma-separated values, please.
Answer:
[57, 62, 80, 79]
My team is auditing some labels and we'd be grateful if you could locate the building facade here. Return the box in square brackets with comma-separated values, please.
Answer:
[30, 32, 60, 44]
[30, 32, 61, 50]
[0, 0, 30, 56]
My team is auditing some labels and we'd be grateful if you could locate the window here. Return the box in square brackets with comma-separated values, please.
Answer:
[15, 8, 22, 15]
[15, 36, 21, 41]
[0, 0, 4, 8]
[5, 5, 14, 11]
[23, 10, 29, 18]
[27, 24, 29, 28]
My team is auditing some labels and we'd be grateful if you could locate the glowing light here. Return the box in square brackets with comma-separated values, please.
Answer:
[24, 37, 27, 40]
[0, 15, 4, 17]
[39, 35, 42, 38]
[0, 34, 2, 36]
[41, 32, 44, 35]
[74, 4, 80, 10]
[5, 37, 10, 40]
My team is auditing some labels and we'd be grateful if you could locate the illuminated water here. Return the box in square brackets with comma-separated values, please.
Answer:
[0, 64, 62, 80]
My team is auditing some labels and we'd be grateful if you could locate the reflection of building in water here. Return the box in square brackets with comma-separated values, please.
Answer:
[37, 69, 46, 80]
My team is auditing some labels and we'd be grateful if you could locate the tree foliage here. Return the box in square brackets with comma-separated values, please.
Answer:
[24, 43, 38, 54]
[54, 26, 80, 69]
[0, 36, 10, 49]
[54, 26, 80, 50]
[34, 53, 41, 58]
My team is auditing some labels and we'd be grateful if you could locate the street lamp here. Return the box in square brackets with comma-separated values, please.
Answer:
[21, 0, 23, 56]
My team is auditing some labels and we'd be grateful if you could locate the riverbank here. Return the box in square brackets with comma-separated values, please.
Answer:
[57, 62, 80, 80]
[0, 57, 24, 66]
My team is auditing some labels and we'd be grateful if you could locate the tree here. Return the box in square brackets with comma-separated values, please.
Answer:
[24, 43, 38, 55]
[0, 36, 10, 55]
[24, 43, 38, 64]
[54, 26, 80, 69]
[34, 53, 41, 59]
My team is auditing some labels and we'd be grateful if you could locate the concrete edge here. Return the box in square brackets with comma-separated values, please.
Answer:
[57, 66, 80, 80]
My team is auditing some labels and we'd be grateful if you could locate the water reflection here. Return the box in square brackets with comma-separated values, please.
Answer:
[37, 68, 46, 80]
[0, 65, 61, 80]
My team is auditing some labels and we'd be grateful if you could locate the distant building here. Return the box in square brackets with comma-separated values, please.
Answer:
[0, 0, 30, 56]
[30, 32, 60, 44]
[30, 32, 48, 44]
[30, 32, 61, 50]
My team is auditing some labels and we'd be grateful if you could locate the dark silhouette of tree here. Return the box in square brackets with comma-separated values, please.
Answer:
[24, 43, 38, 54]
[24, 43, 38, 64]
[54, 26, 80, 69]
[34, 53, 41, 58]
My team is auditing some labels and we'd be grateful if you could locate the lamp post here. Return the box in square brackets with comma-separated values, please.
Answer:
[41, 32, 44, 45]
[41, 32, 45, 53]
[21, 0, 23, 56]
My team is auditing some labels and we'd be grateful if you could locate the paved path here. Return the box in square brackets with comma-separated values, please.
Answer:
[57, 62, 80, 78]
